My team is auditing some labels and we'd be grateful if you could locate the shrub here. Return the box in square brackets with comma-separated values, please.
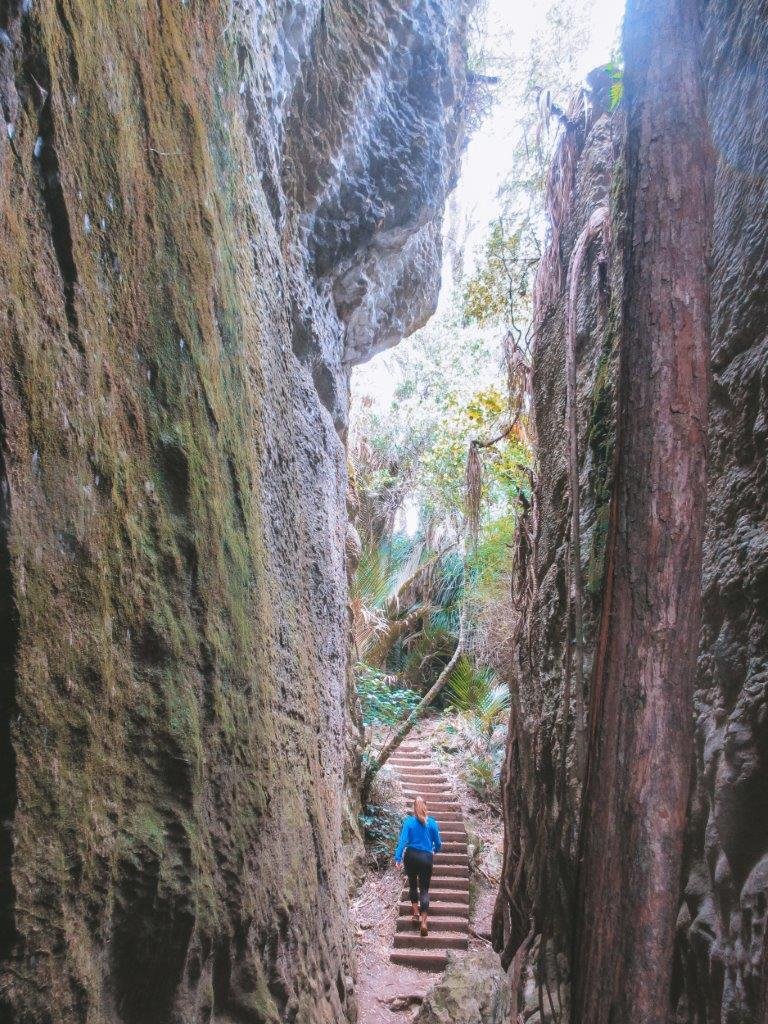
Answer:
[359, 803, 402, 865]
[357, 666, 420, 727]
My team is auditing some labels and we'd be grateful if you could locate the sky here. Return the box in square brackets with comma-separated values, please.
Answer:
[352, 0, 626, 407]
[457, 0, 626, 272]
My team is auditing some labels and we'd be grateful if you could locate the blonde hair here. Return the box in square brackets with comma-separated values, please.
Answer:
[413, 796, 428, 825]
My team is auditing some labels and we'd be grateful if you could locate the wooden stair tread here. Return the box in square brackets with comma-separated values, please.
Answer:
[393, 933, 468, 950]
[397, 900, 469, 915]
[396, 916, 469, 932]
[389, 950, 449, 972]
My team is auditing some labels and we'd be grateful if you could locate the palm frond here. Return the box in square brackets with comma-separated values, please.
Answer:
[354, 545, 394, 609]
[446, 658, 510, 739]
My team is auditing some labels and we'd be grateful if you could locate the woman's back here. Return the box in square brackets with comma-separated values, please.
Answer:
[395, 814, 441, 859]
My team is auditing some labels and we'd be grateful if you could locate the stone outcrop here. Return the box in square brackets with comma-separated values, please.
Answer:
[494, 4, 768, 1019]
[676, 3, 768, 1019]
[413, 949, 511, 1024]
[0, 2, 470, 1022]
[491, 77, 619, 1011]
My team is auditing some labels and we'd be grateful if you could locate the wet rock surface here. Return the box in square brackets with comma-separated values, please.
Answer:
[0, 2, 469, 1022]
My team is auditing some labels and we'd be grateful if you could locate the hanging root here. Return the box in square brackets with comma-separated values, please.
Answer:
[564, 206, 609, 780]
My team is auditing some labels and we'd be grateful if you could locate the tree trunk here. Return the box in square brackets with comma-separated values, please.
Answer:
[571, 2, 712, 1021]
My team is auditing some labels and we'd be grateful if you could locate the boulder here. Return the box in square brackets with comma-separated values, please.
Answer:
[415, 950, 511, 1024]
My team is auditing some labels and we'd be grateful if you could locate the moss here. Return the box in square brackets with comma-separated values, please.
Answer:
[0, 0, 353, 1019]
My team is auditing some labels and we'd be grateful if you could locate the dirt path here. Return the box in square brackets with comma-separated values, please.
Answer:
[352, 722, 503, 1022]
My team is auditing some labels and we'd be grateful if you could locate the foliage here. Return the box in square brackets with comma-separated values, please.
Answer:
[352, 322, 531, 536]
[350, 320, 528, 772]
[465, 754, 502, 800]
[462, 218, 539, 338]
[445, 656, 510, 739]
[465, 514, 516, 598]
[359, 803, 402, 864]
[607, 59, 624, 110]
[461, 0, 600, 346]
[357, 666, 420, 727]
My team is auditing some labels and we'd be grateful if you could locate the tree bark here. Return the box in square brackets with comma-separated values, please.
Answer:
[571, 2, 712, 1022]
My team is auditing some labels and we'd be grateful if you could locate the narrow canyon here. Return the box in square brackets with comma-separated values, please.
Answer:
[0, 2, 765, 1023]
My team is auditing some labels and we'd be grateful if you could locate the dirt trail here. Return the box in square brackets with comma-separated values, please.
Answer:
[353, 723, 502, 1022]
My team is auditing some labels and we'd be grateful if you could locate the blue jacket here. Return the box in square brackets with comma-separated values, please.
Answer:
[394, 815, 442, 862]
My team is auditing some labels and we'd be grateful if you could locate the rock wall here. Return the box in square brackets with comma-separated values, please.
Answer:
[676, 3, 768, 1019]
[0, 2, 470, 1022]
[491, 76, 620, 1016]
[495, 5, 768, 1019]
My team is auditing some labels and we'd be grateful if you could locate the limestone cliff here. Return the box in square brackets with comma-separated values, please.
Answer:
[491, 73, 620, 1016]
[678, 3, 768, 1017]
[494, 4, 768, 1020]
[0, 2, 470, 1022]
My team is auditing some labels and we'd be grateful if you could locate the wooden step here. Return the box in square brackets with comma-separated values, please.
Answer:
[393, 932, 468, 951]
[401, 783, 453, 792]
[434, 852, 468, 864]
[413, 875, 469, 890]
[400, 776, 450, 784]
[404, 804, 458, 813]
[402, 791, 457, 800]
[389, 950, 448, 972]
[402, 792, 455, 801]
[398, 899, 468, 916]
[428, 878, 469, 891]
[397, 776, 448, 784]
[404, 887, 469, 904]
[430, 864, 468, 878]
[399, 786, 454, 794]
[396, 915, 469, 933]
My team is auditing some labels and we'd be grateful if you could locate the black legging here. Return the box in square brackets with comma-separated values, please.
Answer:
[403, 848, 433, 912]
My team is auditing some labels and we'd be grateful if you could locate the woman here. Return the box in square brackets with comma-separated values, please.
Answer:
[394, 796, 442, 936]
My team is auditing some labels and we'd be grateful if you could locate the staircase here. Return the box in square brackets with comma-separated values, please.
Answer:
[388, 742, 470, 972]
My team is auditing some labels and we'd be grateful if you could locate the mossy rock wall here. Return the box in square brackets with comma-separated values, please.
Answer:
[0, 2, 470, 1021]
